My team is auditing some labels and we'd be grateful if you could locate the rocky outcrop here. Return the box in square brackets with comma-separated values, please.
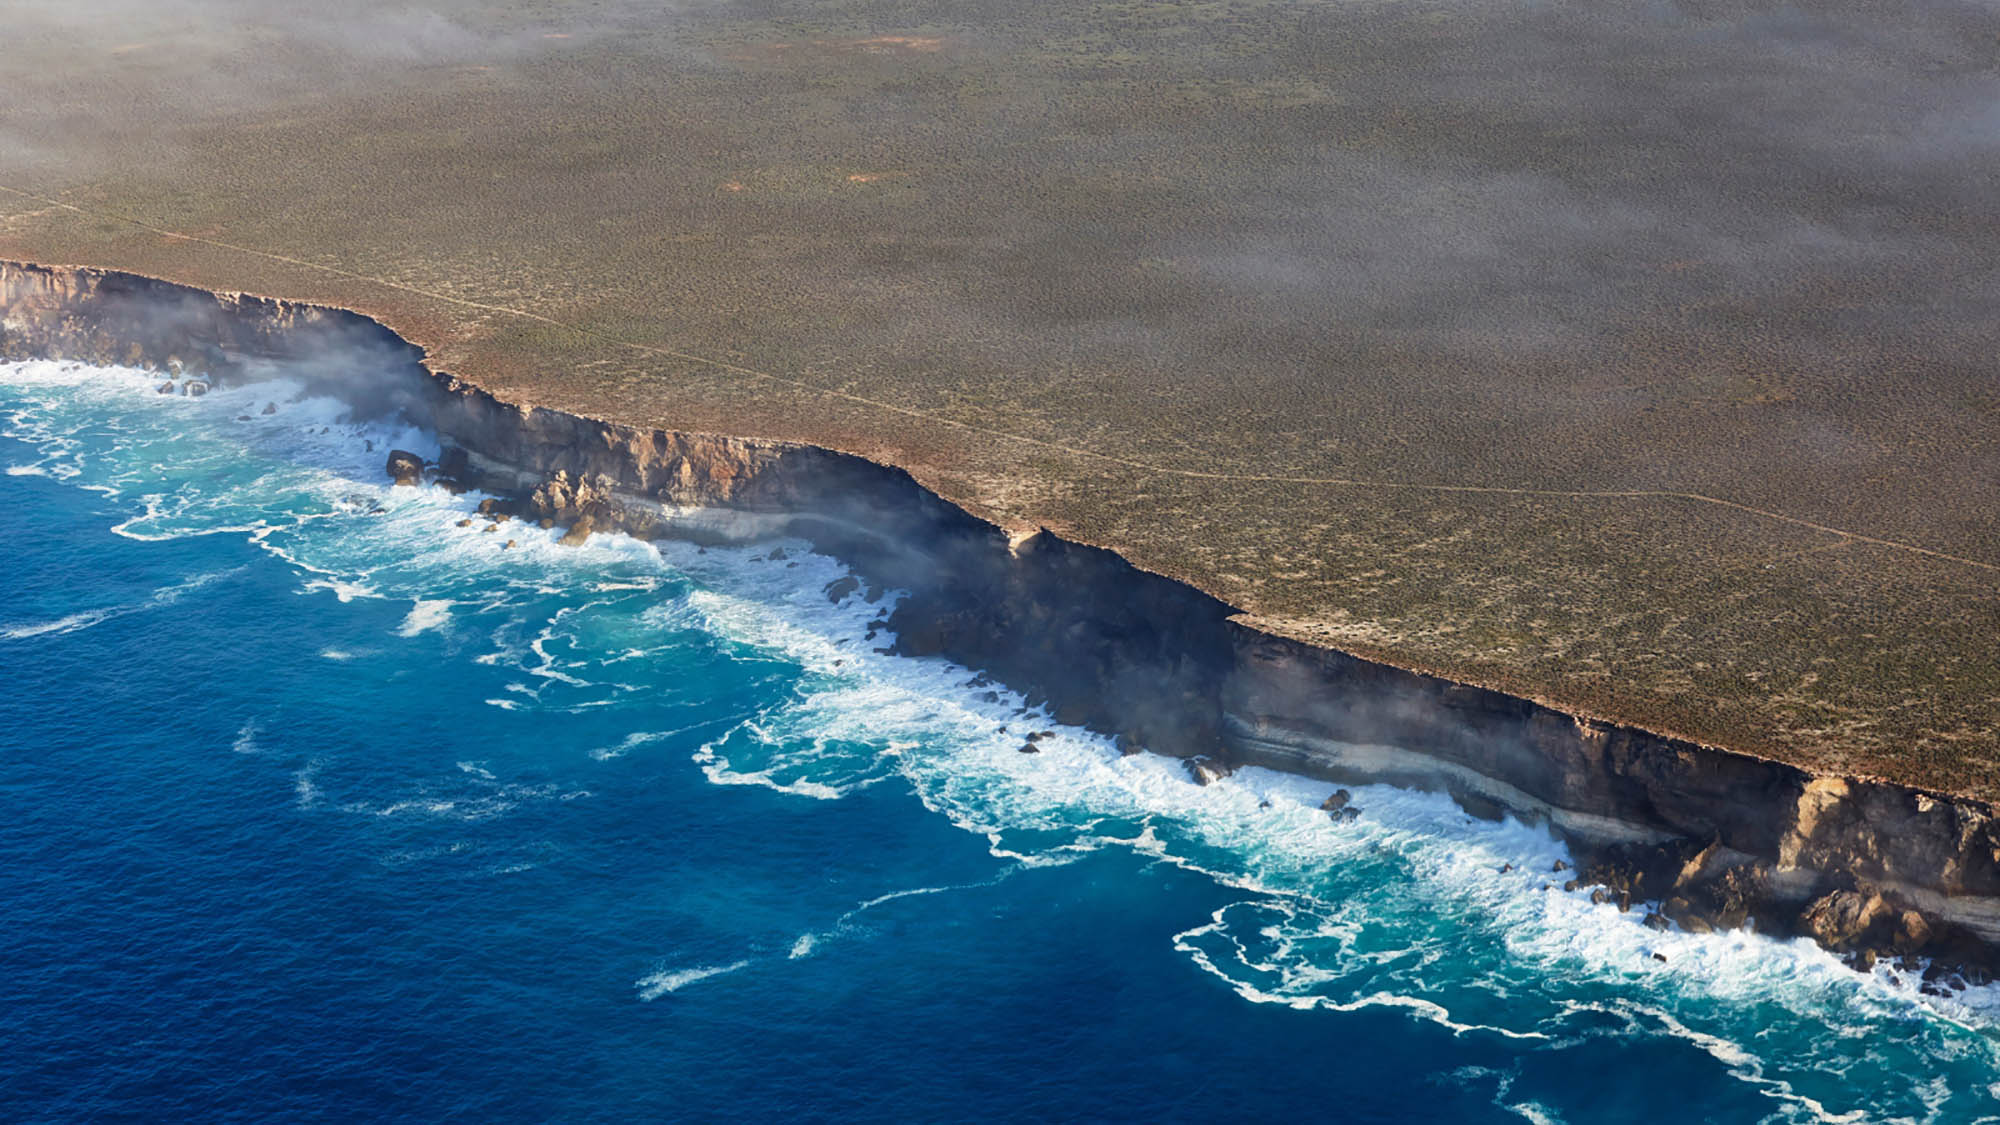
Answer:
[5, 257, 1997, 980]
[385, 449, 424, 487]
[1184, 756, 1234, 786]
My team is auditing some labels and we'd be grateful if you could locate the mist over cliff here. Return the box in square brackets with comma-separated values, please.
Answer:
[9, 260, 2000, 981]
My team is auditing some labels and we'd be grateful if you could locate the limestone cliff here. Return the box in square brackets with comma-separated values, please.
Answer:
[6, 258, 1996, 980]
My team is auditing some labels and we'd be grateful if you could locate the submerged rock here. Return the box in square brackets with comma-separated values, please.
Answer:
[824, 576, 861, 603]
[261, 402, 278, 415]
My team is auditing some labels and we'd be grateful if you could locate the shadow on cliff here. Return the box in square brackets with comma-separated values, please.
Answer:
[7, 257, 1999, 982]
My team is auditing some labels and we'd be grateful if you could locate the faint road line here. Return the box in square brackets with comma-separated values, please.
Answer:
[4, 182, 1995, 576]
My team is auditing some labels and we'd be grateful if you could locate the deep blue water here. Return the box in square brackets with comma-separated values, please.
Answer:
[1, 360, 1997, 1123]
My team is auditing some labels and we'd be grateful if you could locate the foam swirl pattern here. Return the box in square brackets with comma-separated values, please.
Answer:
[1, 360, 1996, 1122]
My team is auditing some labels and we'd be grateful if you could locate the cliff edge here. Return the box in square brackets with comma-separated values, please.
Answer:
[6, 258, 2000, 982]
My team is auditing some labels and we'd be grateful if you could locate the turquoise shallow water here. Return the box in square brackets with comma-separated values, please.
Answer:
[1, 358, 1997, 1123]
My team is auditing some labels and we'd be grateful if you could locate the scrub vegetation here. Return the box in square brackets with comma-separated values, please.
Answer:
[3, 0, 1996, 792]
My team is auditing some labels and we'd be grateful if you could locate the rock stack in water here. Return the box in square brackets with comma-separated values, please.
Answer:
[385, 449, 424, 487]
[1581, 837, 1990, 978]
[1183, 756, 1234, 786]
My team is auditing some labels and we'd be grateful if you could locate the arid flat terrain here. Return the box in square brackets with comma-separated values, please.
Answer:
[4, 0, 1996, 792]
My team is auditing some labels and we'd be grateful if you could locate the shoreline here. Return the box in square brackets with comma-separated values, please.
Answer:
[5, 257, 1997, 979]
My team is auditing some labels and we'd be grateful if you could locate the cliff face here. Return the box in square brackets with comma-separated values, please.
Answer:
[5, 258, 1996, 979]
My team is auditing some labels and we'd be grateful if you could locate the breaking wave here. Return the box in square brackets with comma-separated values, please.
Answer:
[5, 358, 1999, 1122]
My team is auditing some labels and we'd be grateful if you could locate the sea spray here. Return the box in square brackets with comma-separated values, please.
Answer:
[2, 358, 1997, 1122]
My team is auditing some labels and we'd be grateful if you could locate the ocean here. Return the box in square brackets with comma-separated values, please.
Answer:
[1, 358, 1996, 1123]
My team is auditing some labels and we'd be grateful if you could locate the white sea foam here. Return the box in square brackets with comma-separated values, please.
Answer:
[0, 607, 121, 640]
[8, 357, 1999, 1120]
[294, 760, 323, 810]
[591, 730, 671, 762]
[782, 876, 1017, 965]
[304, 578, 378, 603]
[626, 528, 2000, 1118]
[373, 798, 462, 818]
[691, 741, 852, 801]
[588, 720, 742, 761]
[0, 567, 238, 640]
[342, 774, 590, 823]
[397, 599, 453, 636]
[635, 960, 751, 1001]
[378, 841, 480, 869]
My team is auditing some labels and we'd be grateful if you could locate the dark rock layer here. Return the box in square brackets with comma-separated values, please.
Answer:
[6, 258, 1997, 979]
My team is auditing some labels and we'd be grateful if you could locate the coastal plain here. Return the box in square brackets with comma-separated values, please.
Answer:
[2, 0, 1996, 793]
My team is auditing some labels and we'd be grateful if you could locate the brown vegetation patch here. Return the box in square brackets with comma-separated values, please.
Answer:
[3, 0, 1995, 795]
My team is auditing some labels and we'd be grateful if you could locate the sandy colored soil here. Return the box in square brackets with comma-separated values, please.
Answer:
[2, 0, 1995, 793]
